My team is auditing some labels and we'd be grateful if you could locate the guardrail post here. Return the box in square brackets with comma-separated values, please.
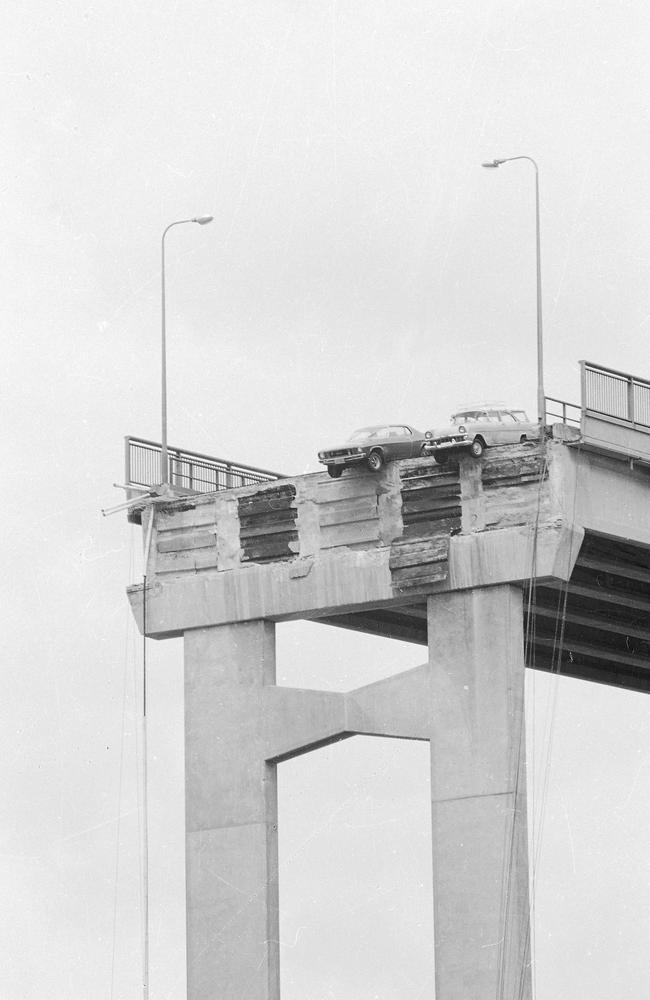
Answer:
[579, 360, 587, 434]
[627, 377, 635, 424]
[124, 437, 132, 487]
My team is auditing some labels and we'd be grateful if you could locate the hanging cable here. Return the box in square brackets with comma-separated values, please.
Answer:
[494, 443, 548, 1000]
[523, 446, 549, 1000]
[140, 507, 155, 1000]
[513, 438, 586, 1000]
[110, 531, 136, 999]
[530, 442, 583, 879]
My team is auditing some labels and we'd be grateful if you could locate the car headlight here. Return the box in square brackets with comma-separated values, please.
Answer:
[425, 431, 433, 439]
[458, 425, 466, 435]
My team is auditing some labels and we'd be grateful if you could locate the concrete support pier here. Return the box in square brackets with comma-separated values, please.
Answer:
[184, 622, 280, 1000]
[428, 586, 531, 999]
[181, 591, 531, 1000]
[127, 442, 650, 996]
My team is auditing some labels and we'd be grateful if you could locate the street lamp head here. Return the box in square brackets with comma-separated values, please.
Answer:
[193, 215, 214, 225]
[482, 160, 505, 168]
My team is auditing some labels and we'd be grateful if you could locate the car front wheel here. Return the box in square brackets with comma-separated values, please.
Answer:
[367, 450, 384, 472]
[470, 437, 485, 458]
[327, 465, 343, 478]
[433, 452, 449, 465]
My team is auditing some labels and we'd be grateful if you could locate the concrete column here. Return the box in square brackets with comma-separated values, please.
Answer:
[184, 621, 279, 1000]
[428, 586, 531, 1000]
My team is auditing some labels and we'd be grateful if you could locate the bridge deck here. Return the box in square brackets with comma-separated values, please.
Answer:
[128, 438, 650, 692]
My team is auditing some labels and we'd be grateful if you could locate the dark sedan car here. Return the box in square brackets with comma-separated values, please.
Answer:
[318, 424, 425, 477]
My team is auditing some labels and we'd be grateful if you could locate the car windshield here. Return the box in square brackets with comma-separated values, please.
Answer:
[347, 427, 378, 442]
[451, 412, 486, 424]
[346, 425, 416, 442]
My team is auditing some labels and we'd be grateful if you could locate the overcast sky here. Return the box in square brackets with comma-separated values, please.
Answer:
[3, 1, 650, 997]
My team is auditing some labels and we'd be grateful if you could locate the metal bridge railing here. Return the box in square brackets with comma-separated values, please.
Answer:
[125, 436, 283, 494]
[581, 360, 650, 427]
[545, 396, 581, 427]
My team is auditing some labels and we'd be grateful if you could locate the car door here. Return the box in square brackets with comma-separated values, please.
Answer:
[404, 426, 423, 457]
[371, 427, 393, 459]
[390, 425, 415, 459]
[483, 411, 507, 445]
[381, 427, 403, 460]
[498, 411, 520, 444]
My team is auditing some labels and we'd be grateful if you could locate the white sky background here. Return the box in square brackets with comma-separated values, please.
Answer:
[2, 0, 650, 996]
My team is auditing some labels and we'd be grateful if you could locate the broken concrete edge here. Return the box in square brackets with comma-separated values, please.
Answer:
[126, 519, 577, 638]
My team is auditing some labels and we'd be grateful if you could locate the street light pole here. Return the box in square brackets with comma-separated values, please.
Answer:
[482, 156, 546, 428]
[160, 215, 213, 484]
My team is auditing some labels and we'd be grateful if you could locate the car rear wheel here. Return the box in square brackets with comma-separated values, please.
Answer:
[470, 437, 485, 458]
[327, 465, 343, 478]
[367, 450, 384, 472]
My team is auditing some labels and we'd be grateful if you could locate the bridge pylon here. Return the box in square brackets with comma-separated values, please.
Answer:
[129, 437, 650, 997]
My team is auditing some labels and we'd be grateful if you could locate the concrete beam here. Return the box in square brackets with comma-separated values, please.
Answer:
[345, 663, 431, 740]
[550, 441, 650, 546]
[128, 521, 574, 638]
[262, 686, 349, 762]
[263, 663, 432, 762]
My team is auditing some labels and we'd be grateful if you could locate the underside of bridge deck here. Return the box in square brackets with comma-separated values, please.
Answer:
[529, 531, 650, 692]
[318, 531, 650, 693]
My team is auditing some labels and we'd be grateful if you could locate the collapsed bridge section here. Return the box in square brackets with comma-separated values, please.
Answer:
[127, 434, 650, 1000]
[129, 438, 650, 693]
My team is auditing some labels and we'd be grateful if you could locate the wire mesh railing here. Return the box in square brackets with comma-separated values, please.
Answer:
[125, 437, 283, 494]
[582, 361, 650, 427]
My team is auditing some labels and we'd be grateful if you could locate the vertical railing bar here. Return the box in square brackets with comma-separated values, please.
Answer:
[627, 377, 635, 423]
[125, 437, 132, 487]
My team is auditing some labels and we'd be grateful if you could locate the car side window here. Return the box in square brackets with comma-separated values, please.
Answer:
[500, 412, 517, 423]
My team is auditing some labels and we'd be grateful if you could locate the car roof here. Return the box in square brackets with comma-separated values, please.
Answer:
[452, 407, 520, 416]
[352, 424, 415, 433]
